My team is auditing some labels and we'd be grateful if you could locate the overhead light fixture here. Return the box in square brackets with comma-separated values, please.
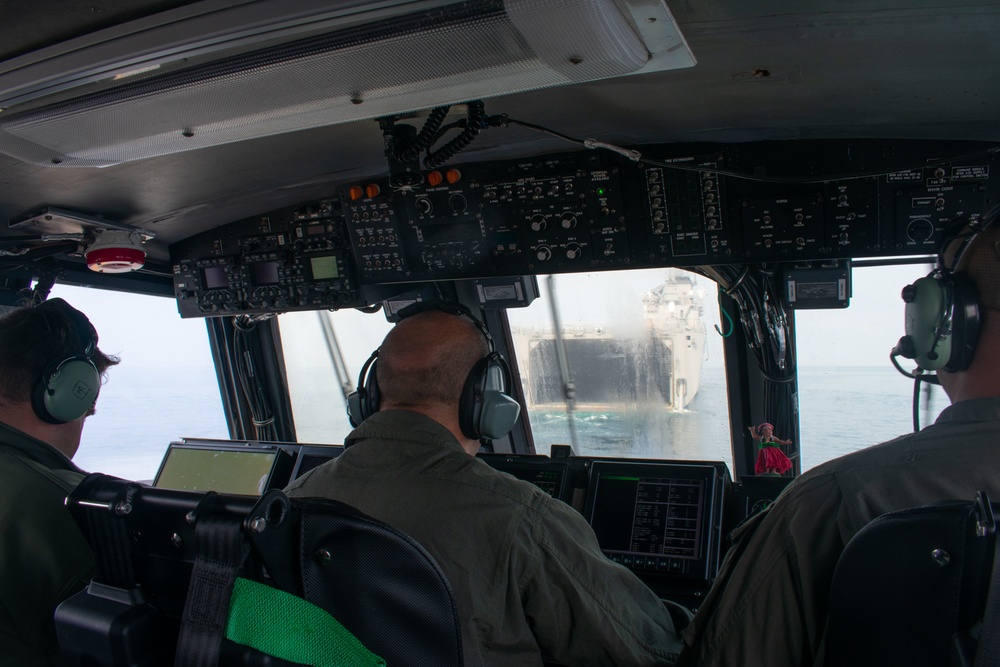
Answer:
[0, 0, 694, 168]
[84, 229, 147, 273]
[8, 207, 153, 272]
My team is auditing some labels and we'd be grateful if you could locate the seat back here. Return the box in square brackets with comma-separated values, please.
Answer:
[55, 473, 464, 667]
[825, 492, 998, 667]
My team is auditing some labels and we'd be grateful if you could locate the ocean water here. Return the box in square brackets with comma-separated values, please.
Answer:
[525, 364, 950, 471]
[797, 366, 950, 470]
[72, 365, 230, 481]
[73, 364, 950, 481]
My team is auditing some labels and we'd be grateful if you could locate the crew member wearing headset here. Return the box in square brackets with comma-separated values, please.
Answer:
[678, 217, 1000, 666]
[286, 304, 683, 666]
[0, 298, 120, 666]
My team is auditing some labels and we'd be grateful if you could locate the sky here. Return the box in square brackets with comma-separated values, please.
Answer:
[793, 262, 933, 367]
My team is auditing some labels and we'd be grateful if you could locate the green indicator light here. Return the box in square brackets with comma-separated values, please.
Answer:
[597, 188, 606, 195]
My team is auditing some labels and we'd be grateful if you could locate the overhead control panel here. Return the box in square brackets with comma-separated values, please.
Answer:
[171, 202, 364, 317]
[170, 139, 1000, 317]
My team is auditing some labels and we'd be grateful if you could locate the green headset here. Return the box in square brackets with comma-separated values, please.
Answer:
[30, 299, 102, 424]
[347, 302, 521, 441]
[891, 209, 997, 374]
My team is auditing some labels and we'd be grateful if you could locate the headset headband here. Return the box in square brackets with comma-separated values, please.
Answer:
[938, 204, 1000, 275]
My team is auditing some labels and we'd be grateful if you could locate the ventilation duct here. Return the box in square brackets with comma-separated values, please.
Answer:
[0, 0, 693, 168]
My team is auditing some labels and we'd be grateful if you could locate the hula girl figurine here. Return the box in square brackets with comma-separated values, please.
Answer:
[749, 422, 794, 476]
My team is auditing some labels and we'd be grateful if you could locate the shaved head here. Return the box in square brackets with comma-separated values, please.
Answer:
[377, 310, 489, 410]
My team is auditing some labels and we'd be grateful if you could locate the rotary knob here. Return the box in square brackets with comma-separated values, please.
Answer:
[906, 218, 934, 243]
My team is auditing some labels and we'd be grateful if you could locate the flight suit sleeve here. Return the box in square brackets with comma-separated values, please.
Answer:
[518, 497, 683, 666]
[0, 459, 94, 667]
[676, 474, 847, 667]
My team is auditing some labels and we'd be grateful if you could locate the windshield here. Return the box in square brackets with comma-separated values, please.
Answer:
[506, 269, 729, 462]
[276, 268, 731, 462]
[279, 309, 392, 445]
[59, 261, 953, 480]
[276, 263, 951, 471]
[795, 262, 950, 471]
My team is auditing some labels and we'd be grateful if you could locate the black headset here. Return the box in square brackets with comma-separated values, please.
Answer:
[30, 299, 102, 424]
[892, 209, 998, 374]
[346, 302, 521, 440]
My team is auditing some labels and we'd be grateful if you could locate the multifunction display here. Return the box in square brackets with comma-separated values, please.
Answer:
[585, 461, 725, 584]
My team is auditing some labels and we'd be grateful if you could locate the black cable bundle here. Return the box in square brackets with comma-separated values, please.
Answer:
[393, 105, 450, 164]
[423, 101, 489, 169]
[694, 264, 797, 448]
[232, 316, 277, 441]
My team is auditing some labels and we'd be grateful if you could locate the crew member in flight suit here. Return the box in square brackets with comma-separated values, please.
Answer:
[0, 298, 119, 666]
[287, 306, 684, 666]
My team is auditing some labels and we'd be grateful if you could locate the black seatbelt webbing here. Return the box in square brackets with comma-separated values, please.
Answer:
[974, 532, 1000, 667]
[175, 505, 250, 667]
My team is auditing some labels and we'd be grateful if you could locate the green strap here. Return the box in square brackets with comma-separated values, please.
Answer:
[225, 577, 386, 667]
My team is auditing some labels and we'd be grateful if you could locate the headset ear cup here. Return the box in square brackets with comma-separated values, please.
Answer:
[346, 391, 363, 428]
[459, 353, 519, 440]
[32, 355, 101, 424]
[458, 356, 489, 439]
[944, 272, 980, 372]
[366, 364, 381, 419]
[902, 273, 981, 373]
[903, 276, 951, 371]
[347, 351, 380, 427]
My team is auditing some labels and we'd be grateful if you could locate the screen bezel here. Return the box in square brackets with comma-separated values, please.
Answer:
[583, 460, 724, 581]
[289, 444, 345, 481]
[152, 442, 292, 496]
[476, 454, 575, 504]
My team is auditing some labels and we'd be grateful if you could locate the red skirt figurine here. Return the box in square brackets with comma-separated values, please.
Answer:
[749, 423, 794, 475]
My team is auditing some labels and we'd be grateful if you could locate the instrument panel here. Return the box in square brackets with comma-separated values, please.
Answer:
[170, 139, 1000, 317]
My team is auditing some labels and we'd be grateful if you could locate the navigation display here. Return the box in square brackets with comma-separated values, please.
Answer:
[153, 443, 290, 496]
[309, 255, 340, 280]
[585, 461, 723, 580]
[252, 260, 280, 285]
[202, 265, 229, 289]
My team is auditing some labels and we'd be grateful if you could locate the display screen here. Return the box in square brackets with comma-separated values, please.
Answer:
[420, 220, 482, 243]
[483, 285, 517, 300]
[585, 461, 715, 574]
[252, 261, 281, 285]
[290, 444, 344, 480]
[309, 255, 340, 280]
[153, 444, 279, 496]
[478, 455, 574, 503]
[203, 265, 229, 289]
[307, 223, 326, 236]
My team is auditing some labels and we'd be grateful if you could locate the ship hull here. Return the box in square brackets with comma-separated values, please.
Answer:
[517, 328, 705, 412]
